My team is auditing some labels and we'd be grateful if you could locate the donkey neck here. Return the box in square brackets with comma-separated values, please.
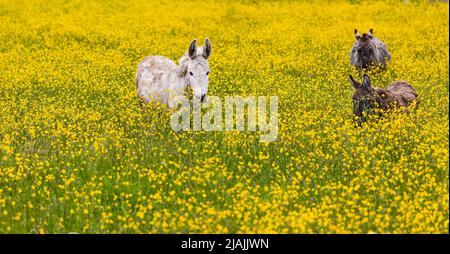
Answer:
[179, 72, 189, 90]
[374, 87, 385, 101]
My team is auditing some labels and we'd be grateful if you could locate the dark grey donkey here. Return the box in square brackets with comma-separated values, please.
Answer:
[349, 74, 418, 125]
[350, 29, 391, 71]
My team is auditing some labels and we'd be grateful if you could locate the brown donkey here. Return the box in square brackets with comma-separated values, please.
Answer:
[349, 74, 418, 124]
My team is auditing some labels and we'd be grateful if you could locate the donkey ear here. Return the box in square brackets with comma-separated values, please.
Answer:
[202, 38, 212, 59]
[368, 29, 373, 38]
[188, 39, 198, 59]
[354, 29, 361, 39]
[362, 74, 371, 87]
[349, 75, 358, 89]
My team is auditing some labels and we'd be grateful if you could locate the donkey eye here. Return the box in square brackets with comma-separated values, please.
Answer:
[206, 71, 210, 76]
[189, 71, 193, 76]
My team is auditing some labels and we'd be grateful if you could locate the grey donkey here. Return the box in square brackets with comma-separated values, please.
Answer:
[350, 29, 391, 71]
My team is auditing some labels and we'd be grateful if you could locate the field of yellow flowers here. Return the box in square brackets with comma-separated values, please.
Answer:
[0, 0, 448, 233]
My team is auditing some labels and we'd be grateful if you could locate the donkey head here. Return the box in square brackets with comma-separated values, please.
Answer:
[185, 38, 212, 103]
[349, 73, 376, 123]
[354, 29, 375, 69]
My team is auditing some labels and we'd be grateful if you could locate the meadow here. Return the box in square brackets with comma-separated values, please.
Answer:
[0, 0, 448, 233]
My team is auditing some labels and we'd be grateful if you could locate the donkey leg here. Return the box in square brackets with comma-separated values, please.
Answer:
[138, 96, 147, 113]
